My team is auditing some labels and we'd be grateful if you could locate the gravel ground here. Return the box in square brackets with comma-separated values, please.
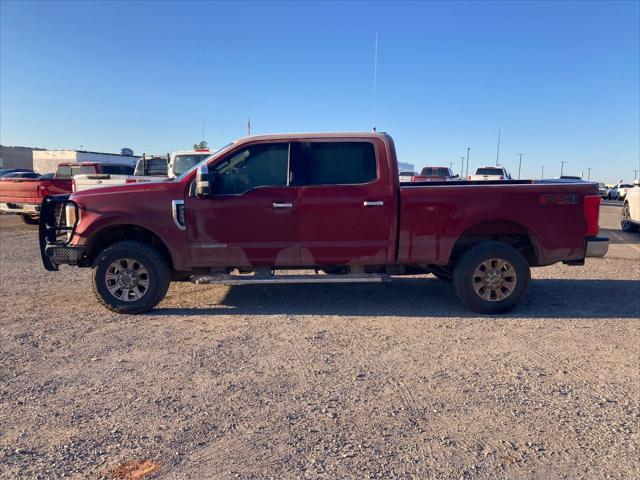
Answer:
[0, 204, 639, 479]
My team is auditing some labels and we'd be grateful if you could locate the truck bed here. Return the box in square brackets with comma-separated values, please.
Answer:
[398, 180, 599, 266]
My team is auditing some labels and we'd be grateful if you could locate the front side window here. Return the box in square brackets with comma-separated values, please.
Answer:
[306, 142, 376, 185]
[212, 143, 289, 195]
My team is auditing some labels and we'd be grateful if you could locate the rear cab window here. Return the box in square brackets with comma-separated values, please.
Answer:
[476, 167, 505, 176]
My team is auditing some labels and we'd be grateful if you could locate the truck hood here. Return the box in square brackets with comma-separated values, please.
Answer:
[70, 178, 183, 202]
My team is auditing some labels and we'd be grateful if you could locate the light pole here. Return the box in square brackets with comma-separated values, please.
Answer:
[541, 166, 544, 179]
[560, 161, 566, 176]
[587, 167, 592, 181]
[465, 147, 470, 179]
[495, 128, 501, 166]
[460, 156, 465, 178]
[518, 153, 524, 180]
[449, 162, 454, 171]
[634, 169, 639, 180]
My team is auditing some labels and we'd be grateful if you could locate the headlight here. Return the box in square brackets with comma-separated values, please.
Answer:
[65, 203, 78, 226]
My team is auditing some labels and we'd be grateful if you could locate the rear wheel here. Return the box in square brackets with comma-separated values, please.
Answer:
[92, 240, 170, 314]
[453, 241, 530, 314]
[621, 203, 639, 233]
[20, 215, 39, 225]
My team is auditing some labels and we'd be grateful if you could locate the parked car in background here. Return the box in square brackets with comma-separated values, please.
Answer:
[134, 155, 169, 177]
[399, 171, 416, 183]
[598, 182, 608, 198]
[607, 183, 634, 200]
[468, 166, 511, 181]
[1, 171, 40, 179]
[411, 166, 456, 182]
[0, 168, 35, 177]
[38, 173, 55, 180]
[40, 132, 607, 316]
[168, 149, 215, 178]
[621, 181, 640, 232]
[0, 162, 129, 224]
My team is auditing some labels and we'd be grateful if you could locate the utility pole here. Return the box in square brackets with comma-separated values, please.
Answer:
[587, 167, 592, 181]
[541, 166, 544, 179]
[495, 129, 501, 166]
[460, 156, 465, 178]
[634, 169, 639, 180]
[465, 147, 470, 179]
[518, 153, 524, 180]
[560, 161, 566, 176]
[449, 162, 454, 171]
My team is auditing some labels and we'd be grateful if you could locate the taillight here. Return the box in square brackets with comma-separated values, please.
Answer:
[583, 195, 600, 236]
[71, 181, 76, 193]
[411, 176, 417, 182]
[467, 176, 471, 180]
[499, 175, 504, 180]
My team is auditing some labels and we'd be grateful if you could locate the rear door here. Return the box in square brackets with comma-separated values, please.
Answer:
[295, 140, 396, 266]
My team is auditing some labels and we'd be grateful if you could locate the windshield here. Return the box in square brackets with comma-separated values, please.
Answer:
[476, 167, 504, 176]
[420, 167, 450, 177]
[176, 142, 235, 181]
[173, 154, 211, 176]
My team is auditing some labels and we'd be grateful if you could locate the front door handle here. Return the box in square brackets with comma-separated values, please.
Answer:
[273, 202, 294, 209]
[363, 200, 384, 207]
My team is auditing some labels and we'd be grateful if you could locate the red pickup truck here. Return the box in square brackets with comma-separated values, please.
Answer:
[1, 162, 133, 223]
[39, 133, 608, 314]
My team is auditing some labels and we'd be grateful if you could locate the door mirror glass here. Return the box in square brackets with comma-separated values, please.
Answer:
[195, 164, 211, 197]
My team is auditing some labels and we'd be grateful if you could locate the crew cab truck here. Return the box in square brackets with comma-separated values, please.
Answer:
[0, 162, 129, 224]
[39, 132, 608, 315]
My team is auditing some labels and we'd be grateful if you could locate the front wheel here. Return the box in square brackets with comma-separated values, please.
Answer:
[92, 240, 170, 314]
[453, 242, 530, 314]
[621, 203, 639, 233]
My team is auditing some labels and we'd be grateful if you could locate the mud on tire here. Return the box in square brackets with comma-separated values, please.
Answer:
[92, 240, 170, 314]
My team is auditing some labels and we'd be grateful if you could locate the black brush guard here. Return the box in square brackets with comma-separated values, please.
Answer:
[39, 195, 82, 271]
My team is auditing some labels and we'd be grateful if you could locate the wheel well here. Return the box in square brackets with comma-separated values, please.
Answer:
[450, 220, 538, 265]
[85, 225, 174, 269]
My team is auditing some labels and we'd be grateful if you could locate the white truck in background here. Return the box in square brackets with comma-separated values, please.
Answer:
[73, 150, 214, 192]
[468, 166, 512, 181]
[621, 180, 640, 233]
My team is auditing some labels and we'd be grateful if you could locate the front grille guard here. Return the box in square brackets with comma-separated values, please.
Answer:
[39, 195, 78, 271]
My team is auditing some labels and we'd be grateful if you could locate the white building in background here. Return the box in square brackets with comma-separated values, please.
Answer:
[397, 161, 415, 174]
[33, 150, 139, 174]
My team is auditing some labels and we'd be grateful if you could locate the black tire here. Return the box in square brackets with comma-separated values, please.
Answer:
[20, 215, 39, 225]
[621, 203, 639, 233]
[92, 240, 170, 314]
[453, 241, 530, 314]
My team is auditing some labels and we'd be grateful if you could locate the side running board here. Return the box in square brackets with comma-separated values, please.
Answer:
[191, 273, 390, 285]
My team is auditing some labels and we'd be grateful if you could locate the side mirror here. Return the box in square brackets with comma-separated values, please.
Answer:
[195, 164, 211, 197]
[634, 179, 640, 186]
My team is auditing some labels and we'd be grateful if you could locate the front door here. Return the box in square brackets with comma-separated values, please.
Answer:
[185, 142, 300, 268]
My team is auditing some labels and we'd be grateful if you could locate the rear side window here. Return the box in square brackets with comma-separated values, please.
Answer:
[306, 142, 376, 185]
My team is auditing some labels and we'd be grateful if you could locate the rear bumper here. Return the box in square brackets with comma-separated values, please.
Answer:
[0, 202, 40, 215]
[585, 236, 609, 258]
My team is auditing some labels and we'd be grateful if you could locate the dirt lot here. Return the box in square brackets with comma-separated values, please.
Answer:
[1, 203, 639, 479]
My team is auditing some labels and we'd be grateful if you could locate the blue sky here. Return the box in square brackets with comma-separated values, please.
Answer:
[1, 0, 638, 183]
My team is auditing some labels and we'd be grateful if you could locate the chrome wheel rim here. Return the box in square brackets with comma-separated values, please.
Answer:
[472, 258, 517, 302]
[622, 205, 630, 229]
[105, 258, 150, 302]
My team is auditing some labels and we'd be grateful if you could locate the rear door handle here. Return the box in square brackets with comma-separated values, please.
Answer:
[273, 202, 293, 209]
[363, 200, 384, 207]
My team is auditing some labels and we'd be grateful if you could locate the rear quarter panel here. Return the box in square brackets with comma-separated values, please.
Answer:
[399, 182, 598, 265]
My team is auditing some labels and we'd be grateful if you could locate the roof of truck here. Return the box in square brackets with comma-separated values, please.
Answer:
[232, 132, 391, 144]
